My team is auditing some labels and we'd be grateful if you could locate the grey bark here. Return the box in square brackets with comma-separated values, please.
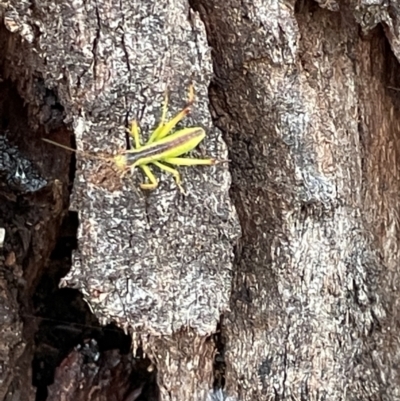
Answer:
[1, 0, 400, 400]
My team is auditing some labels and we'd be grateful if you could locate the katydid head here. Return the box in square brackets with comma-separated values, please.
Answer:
[113, 154, 128, 171]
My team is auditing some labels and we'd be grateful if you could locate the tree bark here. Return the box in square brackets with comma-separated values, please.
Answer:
[1, 0, 239, 400]
[2, 0, 400, 400]
[193, 0, 400, 399]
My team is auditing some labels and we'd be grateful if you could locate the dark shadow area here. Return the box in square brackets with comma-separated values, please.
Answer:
[30, 210, 158, 401]
[212, 315, 226, 390]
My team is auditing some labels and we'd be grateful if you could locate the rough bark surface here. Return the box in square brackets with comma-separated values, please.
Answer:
[2, 0, 400, 400]
[1, 0, 239, 400]
[2, 0, 240, 334]
[192, 0, 400, 400]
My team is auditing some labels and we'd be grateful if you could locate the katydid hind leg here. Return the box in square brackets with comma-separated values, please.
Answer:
[163, 157, 216, 166]
[148, 85, 196, 144]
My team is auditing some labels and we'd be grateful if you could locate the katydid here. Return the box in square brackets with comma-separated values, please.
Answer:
[43, 85, 219, 193]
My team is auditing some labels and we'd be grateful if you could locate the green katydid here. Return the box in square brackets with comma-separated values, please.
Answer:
[43, 85, 221, 193]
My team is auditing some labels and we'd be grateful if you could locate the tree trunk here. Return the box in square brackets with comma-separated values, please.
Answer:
[1, 0, 400, 400]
